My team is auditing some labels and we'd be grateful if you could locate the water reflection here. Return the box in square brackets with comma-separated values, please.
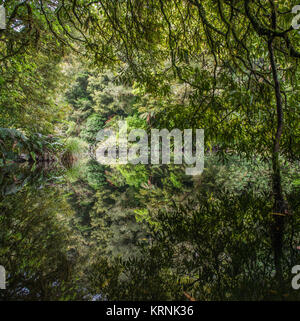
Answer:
[0, 157, 300, 300]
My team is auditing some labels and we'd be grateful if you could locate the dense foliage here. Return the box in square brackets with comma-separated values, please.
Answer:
[0, 0, 299, 301]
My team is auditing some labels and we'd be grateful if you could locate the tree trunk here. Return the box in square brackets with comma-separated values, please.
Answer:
[268, 38, 286, 283]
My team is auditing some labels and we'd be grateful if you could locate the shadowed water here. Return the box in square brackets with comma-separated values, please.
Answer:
[0, 156, 300, 301]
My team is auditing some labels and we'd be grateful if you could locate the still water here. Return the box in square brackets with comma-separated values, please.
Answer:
[0, 156, 300, 300]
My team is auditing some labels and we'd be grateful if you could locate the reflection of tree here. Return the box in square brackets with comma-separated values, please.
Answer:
[0, 168, 86, 301]
[154, 190, 300, 300]
[1, 159, 299, 301]
[87, 172, 300, 301]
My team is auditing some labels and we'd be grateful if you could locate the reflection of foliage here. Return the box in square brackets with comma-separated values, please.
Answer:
[87, 247, 182, 301]
[0, 183, 86, 301]
[1, 152, 300, 301]
[114, 164, 149, 189]
[89, 184, 149, 260]
[78, 153, 300, 301]
[87, 188, 300, 301]
[84, 159, 106, 189]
